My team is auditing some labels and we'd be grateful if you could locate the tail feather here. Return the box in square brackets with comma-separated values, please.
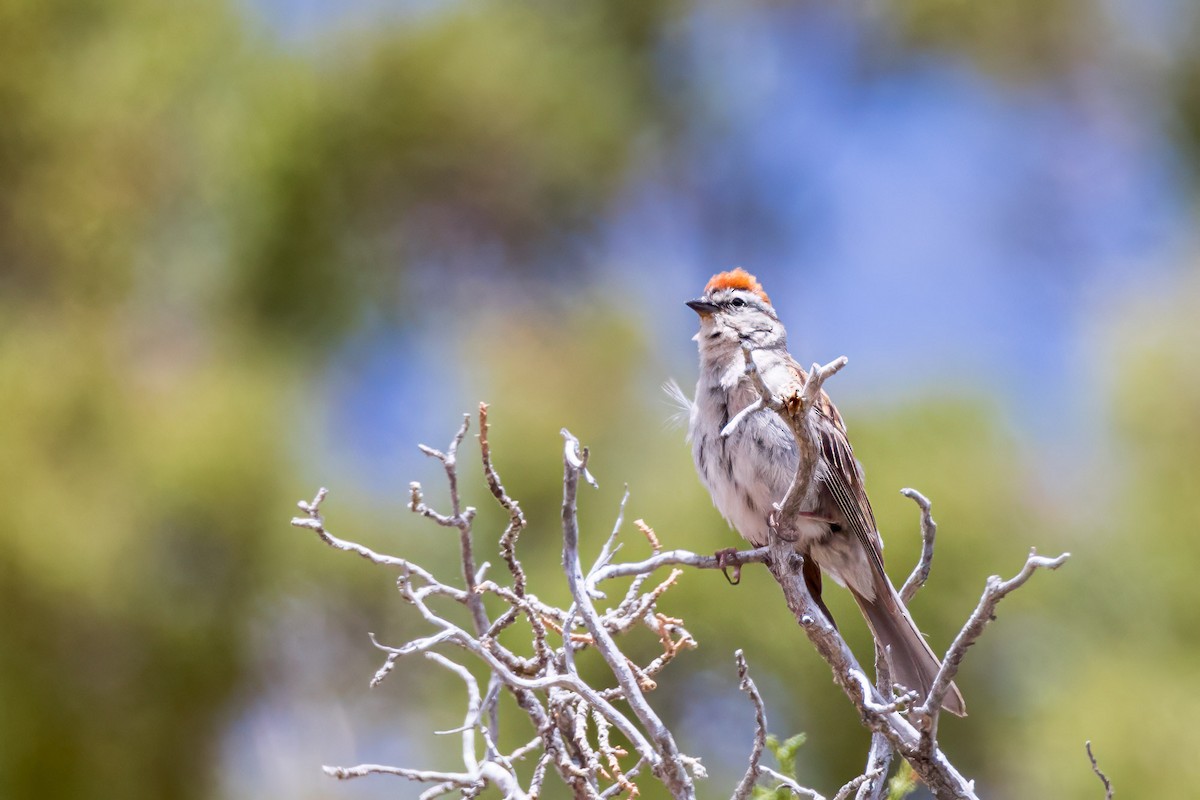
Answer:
[853, 581, 966, 717]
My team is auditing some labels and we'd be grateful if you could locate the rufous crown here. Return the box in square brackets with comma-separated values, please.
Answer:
[704, 268, 771, 305]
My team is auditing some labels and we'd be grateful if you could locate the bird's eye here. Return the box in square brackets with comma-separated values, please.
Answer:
[729, 297, 746, 308]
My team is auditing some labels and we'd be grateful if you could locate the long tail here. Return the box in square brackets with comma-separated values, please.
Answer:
[852, 579, 966, 717]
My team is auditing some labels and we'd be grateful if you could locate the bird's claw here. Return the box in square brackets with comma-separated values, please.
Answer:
[714, 547, 743, 585]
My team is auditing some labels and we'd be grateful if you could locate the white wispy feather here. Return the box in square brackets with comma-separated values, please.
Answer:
[661, 379, 694, 431]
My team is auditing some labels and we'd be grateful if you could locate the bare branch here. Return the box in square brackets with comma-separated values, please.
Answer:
[425, 652, 481, 770]
[298, 410, 718, 799]
[291, 489, 441, 586]
[324, 760, 526, 800]
[598, 757, 646, 799]
[324, 763, 474, 783]
[898, 488, 937, 604]
[417, 416, 503, 740]
[732, 650, 768, 800]
[423, 418, 490, 627]
[478, 405, 555, 671]
[299, 402, 1070, 800]
[393, 582, 658, 764]
[918, 549, 1071, 747]
[590, 546, 769, 586]
[367, 630, 458, 690]
[773, 356, 848, 532]
[528, 752, 552, 800]
[480, 403, 529, 594]
[1086, 741, 1114, 800]
[835, 772, 883, 800]
[587, 486, 631, 597]
[418, 781, 457, 800]
[761, 527, 976, 797]
[833, 770, 883, 800]
[562, 433, 599, 488]
[758, 765, 824, 800]
[849, 669, 919, 716]
[721, 397, 766, 438]
[733, 649, 877, 800]
[854, 646, 894, 800]
[409, 481, 461, 528]
[602, 518, 661, 622]
[561, 428, 694, 799]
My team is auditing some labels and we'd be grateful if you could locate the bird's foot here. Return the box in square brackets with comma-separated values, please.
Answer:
[714, 547, 743, 585]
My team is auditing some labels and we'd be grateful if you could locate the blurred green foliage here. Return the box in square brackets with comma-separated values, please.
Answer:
[227, 3, 664, 347]
[2, 0, 1200, 799]
[886, 762, 918, 800]
[880, 0, 1098, 81]
[0, 0, 673, 797]
[750, 733, 808, 800]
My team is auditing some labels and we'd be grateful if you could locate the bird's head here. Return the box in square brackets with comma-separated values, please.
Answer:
[687, 268, 785, 355]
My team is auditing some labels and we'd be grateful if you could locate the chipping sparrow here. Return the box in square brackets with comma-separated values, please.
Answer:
[684, 268, 966, 716]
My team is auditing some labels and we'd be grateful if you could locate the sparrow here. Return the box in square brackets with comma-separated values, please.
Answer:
[684, 268, 965, 716]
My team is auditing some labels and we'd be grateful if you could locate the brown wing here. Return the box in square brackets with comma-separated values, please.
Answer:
[812, 389, 888, 581]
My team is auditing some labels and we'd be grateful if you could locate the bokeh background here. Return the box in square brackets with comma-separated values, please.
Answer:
[4, 0, 1199, 797]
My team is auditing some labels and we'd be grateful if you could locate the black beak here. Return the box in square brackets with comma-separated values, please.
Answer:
[686, 299, 719, 316]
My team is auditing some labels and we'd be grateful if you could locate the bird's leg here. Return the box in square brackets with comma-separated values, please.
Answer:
[714, 547, 743, 585]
